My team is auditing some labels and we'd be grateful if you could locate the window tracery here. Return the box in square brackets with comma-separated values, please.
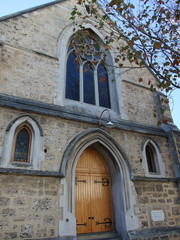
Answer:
[66, 30, 111, 108]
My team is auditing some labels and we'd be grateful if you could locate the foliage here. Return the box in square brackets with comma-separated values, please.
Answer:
[70, 0, 180, 93]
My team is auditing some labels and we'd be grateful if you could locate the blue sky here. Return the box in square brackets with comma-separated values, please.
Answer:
[0, 1, 53, 17]
[0, 0, 179, 129]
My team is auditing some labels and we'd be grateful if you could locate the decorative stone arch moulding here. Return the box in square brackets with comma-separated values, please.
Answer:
[55, 21, 122, 117]
[1, 114, 44, 170]
[59, 128, 139, 239]
[5, 114, 44, 136]
[141, 137, 161, 153]
[141, 137, 165, 177]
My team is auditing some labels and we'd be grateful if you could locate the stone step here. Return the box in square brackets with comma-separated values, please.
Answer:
[86, 238, 120, 240]
[77, 231, 120, 240]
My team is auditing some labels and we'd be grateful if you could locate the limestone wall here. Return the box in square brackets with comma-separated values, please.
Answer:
[0, 45, 58, 104]
[173, 131, 180, 161]
[0, 174, 63, 240]
[122, 81, 158, 125]
[0, 1, 74, 56]
[134, 181, 180, 229]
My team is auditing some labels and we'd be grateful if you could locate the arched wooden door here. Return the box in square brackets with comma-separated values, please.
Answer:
[75, 147, 114, 234]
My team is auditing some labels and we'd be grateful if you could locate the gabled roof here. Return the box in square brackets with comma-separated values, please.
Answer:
[0, 0, 65, 22]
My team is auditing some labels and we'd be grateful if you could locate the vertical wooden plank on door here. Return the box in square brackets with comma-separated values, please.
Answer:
[75, 174, 92, 233]
[91, 173, 114, 233]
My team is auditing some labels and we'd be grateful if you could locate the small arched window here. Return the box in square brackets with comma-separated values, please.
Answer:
[66, 30, 111, 108]
[1, 115, 43, 170]
[142, 138, 165, 177]
[145, 144, 158, 173]
[12, 126, 32, 163]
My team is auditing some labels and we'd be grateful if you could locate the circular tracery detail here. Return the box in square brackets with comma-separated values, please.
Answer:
[70, 35, 103, 64]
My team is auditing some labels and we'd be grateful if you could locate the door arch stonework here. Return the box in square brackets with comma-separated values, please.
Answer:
[59, 128, 139, 239]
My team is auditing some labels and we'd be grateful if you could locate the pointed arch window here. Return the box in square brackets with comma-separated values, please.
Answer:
[65, 30, 111, 108]
[1, 115, 43, 170]
[97, 63, 110, 108]
[83, 62, 95, 105]
[142, 138, 165, 177]
[66, 51, 80, 101]
[12, 125, 32, 163]
[145, 143, 158, 173]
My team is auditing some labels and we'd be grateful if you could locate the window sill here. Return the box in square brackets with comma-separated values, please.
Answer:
[64, 99, 119, 119]
[10, 162, 33, 168]
[0, 167, 64, 178]
[132, 176, 178, 182]
[144, 172, 166, 178]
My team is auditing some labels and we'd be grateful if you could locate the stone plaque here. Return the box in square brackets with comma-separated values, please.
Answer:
[151, 210, 165, 222]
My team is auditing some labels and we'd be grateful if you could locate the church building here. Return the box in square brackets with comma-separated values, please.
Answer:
[0, 1, 179, 239]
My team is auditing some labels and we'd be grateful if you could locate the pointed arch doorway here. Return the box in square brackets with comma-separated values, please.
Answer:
[75, 147, 114, 234]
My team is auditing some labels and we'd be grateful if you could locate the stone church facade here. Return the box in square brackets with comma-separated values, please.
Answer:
[0, 1, 179, 239]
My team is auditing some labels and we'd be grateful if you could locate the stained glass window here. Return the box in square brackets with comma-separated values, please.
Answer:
[66, 30, 111, 108]
[98, 63, 110, 108]
[66, 51, 80, 101]
[13, 127, 31, 163]
[83, 62, 95, 105]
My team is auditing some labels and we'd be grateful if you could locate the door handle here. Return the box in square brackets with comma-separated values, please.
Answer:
[94, 178, 109, 186]
[88, 217, 94, 220]
[76, 222, 87, 226]
[96, 218, 112, 228]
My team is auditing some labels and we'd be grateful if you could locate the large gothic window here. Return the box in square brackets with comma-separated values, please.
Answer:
[66, 30, 111, 108]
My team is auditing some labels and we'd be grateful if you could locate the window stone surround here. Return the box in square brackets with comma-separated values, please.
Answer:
[141, 138, 166, 178]
[56, 22, 121, 117]
[1, 114, 44, 170]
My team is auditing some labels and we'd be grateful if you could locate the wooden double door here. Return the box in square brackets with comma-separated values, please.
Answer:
[75, 147, 114, 234]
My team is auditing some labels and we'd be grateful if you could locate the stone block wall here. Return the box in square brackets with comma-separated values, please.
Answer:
[0, 45, 58, 104]
[134, 181, 180, 229]
[0, 1, 74, 56]
[122, 81, 159, 125]
[0, 174, 63, 240]
[130, 231, 180, 240]
[173, 131, 180, 161]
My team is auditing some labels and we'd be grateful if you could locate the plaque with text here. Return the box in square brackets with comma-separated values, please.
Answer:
[151, 210, 165, 222]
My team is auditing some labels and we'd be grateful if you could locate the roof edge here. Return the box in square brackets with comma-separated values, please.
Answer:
[0, 0, 65, 22]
